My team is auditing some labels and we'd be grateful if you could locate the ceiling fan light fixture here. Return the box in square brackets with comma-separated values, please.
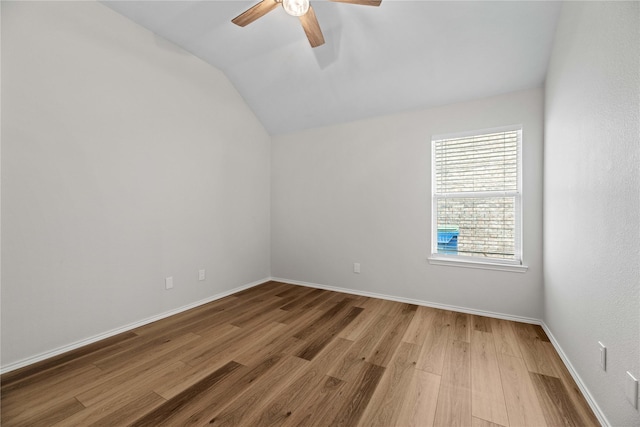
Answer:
[282, 0, 310, 16]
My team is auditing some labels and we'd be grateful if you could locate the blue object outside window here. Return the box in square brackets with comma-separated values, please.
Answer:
[437, 226, 459, 254]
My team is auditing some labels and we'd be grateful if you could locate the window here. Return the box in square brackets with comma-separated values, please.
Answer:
[430, 126, 524, 270]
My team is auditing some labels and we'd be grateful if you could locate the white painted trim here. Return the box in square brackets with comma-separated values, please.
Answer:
[428, 256, 529, 273]
[541, 322, 610, 427]
[273, 276, 607, 425]
[0, 277, 271, 374]
[432, 124, 524, 141]
[270, 277, 540, 325]
[2, 274, 608, 427]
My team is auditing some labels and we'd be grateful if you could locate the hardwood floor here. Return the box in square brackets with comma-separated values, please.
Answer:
[1, 281, 600, 426]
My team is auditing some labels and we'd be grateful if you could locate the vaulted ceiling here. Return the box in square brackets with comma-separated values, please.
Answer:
[103, 0, 562, 135]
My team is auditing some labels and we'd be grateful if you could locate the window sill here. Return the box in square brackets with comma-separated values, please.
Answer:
[427, 256, 528, 273]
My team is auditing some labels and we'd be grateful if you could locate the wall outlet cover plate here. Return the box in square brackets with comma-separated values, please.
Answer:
[598, 341, 606, 371]
[626, 371, 638, 409]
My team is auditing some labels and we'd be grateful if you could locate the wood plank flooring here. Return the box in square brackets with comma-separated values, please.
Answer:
[1, 281, 600, 426]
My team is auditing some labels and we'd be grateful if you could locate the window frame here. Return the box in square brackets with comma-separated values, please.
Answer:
[428, 125, 528, 273]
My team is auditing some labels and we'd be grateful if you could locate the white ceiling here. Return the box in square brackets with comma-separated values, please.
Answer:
[102, 0, 562, 135]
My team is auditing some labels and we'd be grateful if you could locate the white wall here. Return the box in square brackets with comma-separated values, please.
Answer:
[272, 88, 544, 319]
[6, 7, 635, 426]
[544, 2, 640, 426]
[1, 1, 271, 367]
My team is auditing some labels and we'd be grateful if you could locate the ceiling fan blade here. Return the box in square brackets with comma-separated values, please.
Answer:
[329, 0, 382, 6]
[232, 0, 279, 27]
[299, 5, 325, 48]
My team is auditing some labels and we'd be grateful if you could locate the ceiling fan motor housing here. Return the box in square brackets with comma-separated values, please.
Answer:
[282, 0, 310, 17]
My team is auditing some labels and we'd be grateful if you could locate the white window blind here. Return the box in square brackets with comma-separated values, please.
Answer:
[432, 127, 522, 264]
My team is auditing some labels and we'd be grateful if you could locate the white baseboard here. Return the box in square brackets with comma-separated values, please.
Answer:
[540, 323, 610, 427]
[270, 277, 542, 325]
[2, 274, 608, 427]
[0, 277, 270, 375]
[272, 277, 608, 426]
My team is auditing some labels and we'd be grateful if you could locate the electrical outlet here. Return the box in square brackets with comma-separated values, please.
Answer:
[198, 269, 206, 281]
[598, 342, 606, 371]
[165, 276, 173, 290]
[626, 371, 638, 409]
[353, 263, 361, 274]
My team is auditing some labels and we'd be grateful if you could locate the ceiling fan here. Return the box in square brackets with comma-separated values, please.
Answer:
[232, 0, 382, 48]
